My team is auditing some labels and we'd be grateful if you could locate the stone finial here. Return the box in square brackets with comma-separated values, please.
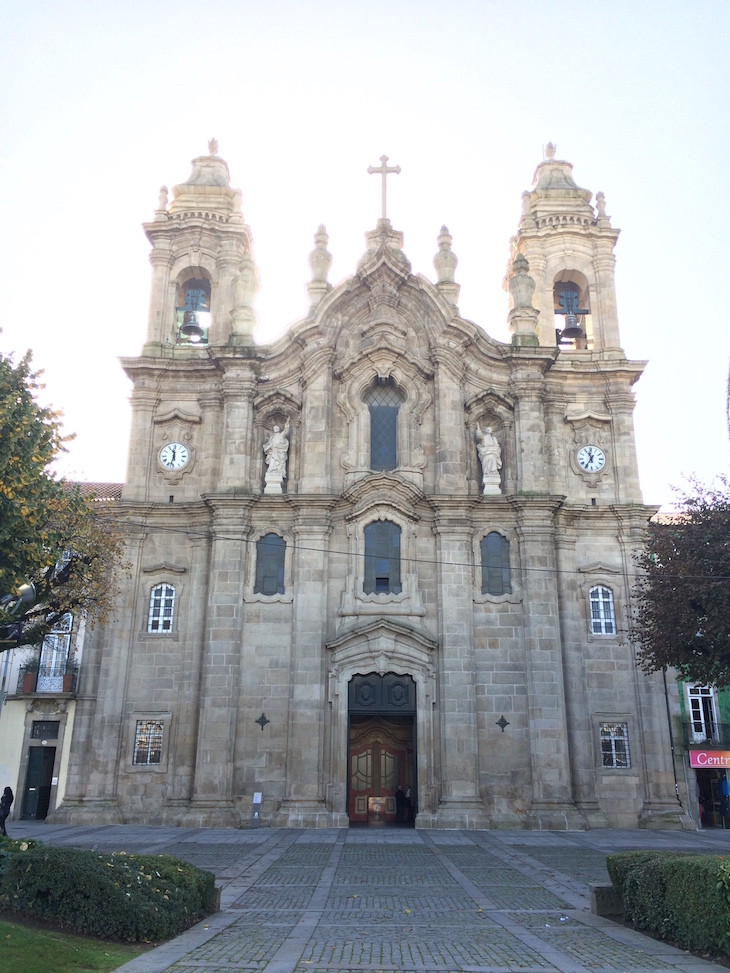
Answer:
[595, 191, 611, 226]
[434, 226, 460, 305]
[306, 224, 333, 308]
[545, 142, 557, 159]
[154, 186, 169, 220]
[521, 192, 532, 217]
[208, 137, 219, 156]
[508, 253, 535, 309]
[507, 252, 539, 346]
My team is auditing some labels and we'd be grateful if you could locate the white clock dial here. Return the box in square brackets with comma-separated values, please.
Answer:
[159, 442, 189, 470]
[576, 445, 605, 473]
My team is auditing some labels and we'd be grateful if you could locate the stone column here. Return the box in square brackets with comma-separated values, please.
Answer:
[53, 528, 146, 824]
[166, 528, 211, 813]
[511, 371, 549, 493]
[431, 500, 490, 828]
[432, 350, 468, 494]
[592, 252, 621, 350]
[122, 386, 158, 502]
[605, 380, 643, 503]
[299, 351, 334, 493]
[543, 387, 568, 496]
[143, 244, 173, 350]
[273, 500, 341, 826]
[512, 497, 586, 829]
[614, 507, 692, 829]
[554, 513, 608, 826]
[187, 498, 252, 827]
[217, 359, 257, 491]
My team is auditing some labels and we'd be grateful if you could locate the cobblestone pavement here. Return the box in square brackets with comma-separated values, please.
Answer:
[9, 822, 730, 973]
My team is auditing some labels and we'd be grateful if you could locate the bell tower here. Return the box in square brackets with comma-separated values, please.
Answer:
[142, 139, 259, 352]
[507, 143, 621, 353]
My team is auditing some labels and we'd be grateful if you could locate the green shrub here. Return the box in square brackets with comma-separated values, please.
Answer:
[605, 851, 667, 897]
[0, 847, 216, 942]
[607, 851, 730, 956]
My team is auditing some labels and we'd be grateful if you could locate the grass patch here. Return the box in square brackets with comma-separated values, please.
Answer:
[0, 916, 149, 972]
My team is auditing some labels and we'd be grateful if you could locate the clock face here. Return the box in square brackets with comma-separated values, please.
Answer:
[159, 442, 189, 470]
[577, 445, 605, 473]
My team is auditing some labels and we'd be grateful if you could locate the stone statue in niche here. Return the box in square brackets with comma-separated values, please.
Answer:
[476, 424, 502, 495]
[263, 420, 291, 495]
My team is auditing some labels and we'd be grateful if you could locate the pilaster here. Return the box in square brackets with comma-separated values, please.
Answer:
[430, 499, 490, 828]
[186, 497, 252, 827]
[273, 498, 338, 827]
[217, 358, 258, 490]
[511, 496, 587, 829]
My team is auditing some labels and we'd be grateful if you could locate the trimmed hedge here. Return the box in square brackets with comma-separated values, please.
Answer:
[607, 851, 730, 955]
[0, 846, 217, 942]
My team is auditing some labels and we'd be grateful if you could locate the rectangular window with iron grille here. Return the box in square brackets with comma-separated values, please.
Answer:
[133, 720, 164, 765]
[600, 721, 630, 768]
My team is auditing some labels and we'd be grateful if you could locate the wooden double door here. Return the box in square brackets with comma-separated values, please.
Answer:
[348, 715, 414, 824]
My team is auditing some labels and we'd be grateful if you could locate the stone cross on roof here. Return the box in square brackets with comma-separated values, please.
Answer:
[367, 154, 401, 219]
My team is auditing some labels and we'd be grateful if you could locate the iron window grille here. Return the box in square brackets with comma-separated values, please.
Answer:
[133, 720, 164, 765]
[600, 721, 630, 768]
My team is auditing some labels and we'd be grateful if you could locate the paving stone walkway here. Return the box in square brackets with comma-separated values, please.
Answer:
[9, 822, 730, 973]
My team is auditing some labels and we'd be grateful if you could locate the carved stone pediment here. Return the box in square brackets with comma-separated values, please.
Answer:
[343, 473, 424, 521]
[153, 406, 202, 425]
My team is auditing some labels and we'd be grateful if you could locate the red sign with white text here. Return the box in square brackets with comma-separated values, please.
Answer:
[689, 750, 730, 768]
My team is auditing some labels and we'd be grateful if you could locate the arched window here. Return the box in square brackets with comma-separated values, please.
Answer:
[554, 280, 589, 347]
[254, 533, 286, 596]
[589, 585, 615, 635]
[364, 521, 401, 594]
[148, 584, 175, 633]
[481, 532, 511, 595]
[365, 380, 403, 471]
[176, 277, 211, 345]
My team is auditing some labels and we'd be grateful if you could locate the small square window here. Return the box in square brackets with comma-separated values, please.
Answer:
[600, 721, 630, 768]
[133, 720, 164, 765]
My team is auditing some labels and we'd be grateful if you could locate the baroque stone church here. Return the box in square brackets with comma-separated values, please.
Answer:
[54, 142, 688, 830]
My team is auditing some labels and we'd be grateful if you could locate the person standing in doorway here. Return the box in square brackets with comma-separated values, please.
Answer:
[404, 785, 412, 824]
[0, 786, 13, 836]
[720, 772, 730, 829]
[394, 785, 405, 824]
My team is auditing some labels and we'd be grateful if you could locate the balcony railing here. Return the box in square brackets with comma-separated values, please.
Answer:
[16, 666, 78, 695]
[682, 722, 730, 748]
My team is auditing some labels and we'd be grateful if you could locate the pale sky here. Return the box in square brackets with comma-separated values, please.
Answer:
[1, 0, 728, 510]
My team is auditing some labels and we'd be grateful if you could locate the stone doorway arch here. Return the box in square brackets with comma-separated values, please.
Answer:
[326, 618, 438, 824]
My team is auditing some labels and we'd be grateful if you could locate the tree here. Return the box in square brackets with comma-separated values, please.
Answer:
[633, 478, 730, 688]
[0, 347, 127, 649]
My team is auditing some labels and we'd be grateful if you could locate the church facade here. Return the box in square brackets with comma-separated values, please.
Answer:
[54, 143, 690, 830]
